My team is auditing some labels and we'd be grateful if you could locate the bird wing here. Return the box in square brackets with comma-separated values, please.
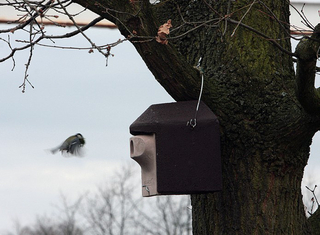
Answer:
[66, 137, 84, 156]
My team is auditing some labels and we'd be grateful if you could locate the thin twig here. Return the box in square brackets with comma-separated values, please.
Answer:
[258, 1, 293, 39]
[57, 0, 111, 65]
[0, 16, 105, 63]
[19, 20, 35, 92]
[228, 18, 296, 57]
[0, 0, 53, 33]
[231, 0, 257, 37]
[306, 185, 320, 215]
[0, 35, 16, 70]
[300, 3, 314, 30]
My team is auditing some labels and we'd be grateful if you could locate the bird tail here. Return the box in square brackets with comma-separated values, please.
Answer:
[50, 147, 59, 154]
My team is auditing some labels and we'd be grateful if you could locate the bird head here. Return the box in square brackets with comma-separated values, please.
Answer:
[76, 133, 85, 144]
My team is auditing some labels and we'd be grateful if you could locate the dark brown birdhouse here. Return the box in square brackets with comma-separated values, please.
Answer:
[129, 101, 222, 197]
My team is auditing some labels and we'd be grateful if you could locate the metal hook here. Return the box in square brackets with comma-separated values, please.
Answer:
[187, 118, 197, 128]
[187, 61, 204, 128]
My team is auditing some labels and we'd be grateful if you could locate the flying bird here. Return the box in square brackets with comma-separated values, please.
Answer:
[51, 133, 85, 156]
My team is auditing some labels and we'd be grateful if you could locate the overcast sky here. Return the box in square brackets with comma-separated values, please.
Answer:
[0, 23, 174, 232]
[1, 1, 320, 233]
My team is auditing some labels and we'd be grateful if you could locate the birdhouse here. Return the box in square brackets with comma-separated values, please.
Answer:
[129, 101, 222, 197]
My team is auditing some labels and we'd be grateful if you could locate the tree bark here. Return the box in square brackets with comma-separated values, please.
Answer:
[295, 24, 320, 115]
[73, 0, 320, 233]
[309, 208, 320, 235]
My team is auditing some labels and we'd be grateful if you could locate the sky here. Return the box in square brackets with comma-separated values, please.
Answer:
[0, 22, 173, 232]
[0, 1, 320, 233]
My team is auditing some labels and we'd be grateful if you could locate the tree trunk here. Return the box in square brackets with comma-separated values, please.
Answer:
[73, 0, 320, 233]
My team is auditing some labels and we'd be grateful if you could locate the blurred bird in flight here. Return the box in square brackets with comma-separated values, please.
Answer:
[51, 133, 85, 157]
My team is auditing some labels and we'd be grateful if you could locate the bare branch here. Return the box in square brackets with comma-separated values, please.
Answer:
[0, 0, 314, 96]
[0, 35, 16, 70]
[56, 0, 112, 65]
[19, 21, 35, 93]
[0, 0, 55, 33]
[227, 18, 296, 57]
[306, 185, 320, 215]
[0, 16, 105, 63]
